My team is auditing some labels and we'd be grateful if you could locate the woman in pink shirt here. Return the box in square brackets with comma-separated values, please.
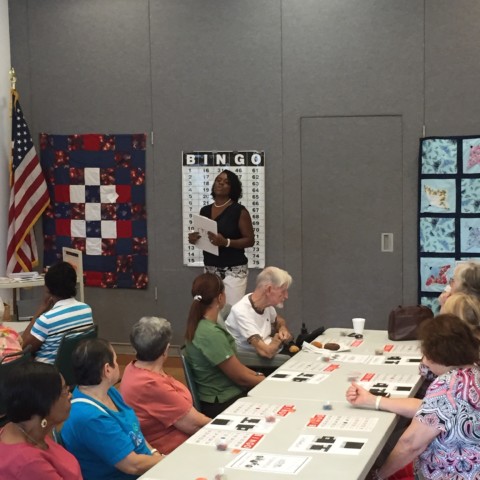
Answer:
[0, 362, 82, 479]
[121, 317, 211, 454]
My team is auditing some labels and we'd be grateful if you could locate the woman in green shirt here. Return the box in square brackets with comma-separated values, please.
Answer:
[185, 273, 264, 417]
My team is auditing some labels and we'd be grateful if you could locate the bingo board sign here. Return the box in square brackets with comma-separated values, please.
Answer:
[182, 151, 265, 268]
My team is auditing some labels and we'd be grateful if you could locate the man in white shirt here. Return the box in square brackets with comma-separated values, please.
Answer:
[225, 266, 293, 366]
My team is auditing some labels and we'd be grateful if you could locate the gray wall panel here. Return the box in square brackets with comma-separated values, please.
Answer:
[149, 0, 283, 338]
[8, 0, 30, 118]
[281, 0, 424, 327]
[425, 0, 480, 135]
[301, 116, 403, 329]
[26, 0, 152, 132]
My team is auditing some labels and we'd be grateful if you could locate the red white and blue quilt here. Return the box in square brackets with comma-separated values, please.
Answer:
[40, 133, 148, 289]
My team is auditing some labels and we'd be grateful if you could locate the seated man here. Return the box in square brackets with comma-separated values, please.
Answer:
[225, 266, 293, 367]
[22, 261, 94, 364]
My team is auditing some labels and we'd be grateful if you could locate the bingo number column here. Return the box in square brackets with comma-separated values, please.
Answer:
[182, 151, 265, 269]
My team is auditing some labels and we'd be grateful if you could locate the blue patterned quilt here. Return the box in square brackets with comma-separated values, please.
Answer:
[418, 136, 480, 312]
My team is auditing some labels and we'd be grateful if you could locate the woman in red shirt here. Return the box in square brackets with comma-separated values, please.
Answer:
[121, 316, 211, 454]
[0, 362, 82, 479]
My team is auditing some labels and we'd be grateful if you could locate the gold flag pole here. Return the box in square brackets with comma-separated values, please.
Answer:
[8, 67, 18, 117]
[9, 67, 16, 91]
[9, 68, 18, 185]
[9, 68, 18, 118]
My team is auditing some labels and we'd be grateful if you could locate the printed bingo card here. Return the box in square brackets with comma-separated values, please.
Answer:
[182, 151, 265, 268]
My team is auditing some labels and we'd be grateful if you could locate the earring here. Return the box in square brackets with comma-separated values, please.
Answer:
[41, 418, 48, 429]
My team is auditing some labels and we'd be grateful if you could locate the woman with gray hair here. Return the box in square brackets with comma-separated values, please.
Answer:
[121, 317, 210, 454]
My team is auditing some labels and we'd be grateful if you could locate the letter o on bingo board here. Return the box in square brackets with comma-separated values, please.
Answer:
[182, 151, 265, 269]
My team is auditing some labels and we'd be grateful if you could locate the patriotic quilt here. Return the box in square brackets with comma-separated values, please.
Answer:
[40, 134, 148, 289]
[418, 136, 480, 312]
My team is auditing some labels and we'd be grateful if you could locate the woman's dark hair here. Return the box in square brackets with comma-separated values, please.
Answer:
[45, 261, 77, 299]
[185, 273, 224, 342]
[419, 314, 480, 366]
[72, 338, 115, 386]
[211, 169, 243, 202]
[3, 362, 62, 422]
[130, 317, 172, 361]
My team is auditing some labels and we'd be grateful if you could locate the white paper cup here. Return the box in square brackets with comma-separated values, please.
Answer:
[352, 317, 365, 335]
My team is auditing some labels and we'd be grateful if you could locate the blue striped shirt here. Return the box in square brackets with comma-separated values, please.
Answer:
[31, 298, 94, 364]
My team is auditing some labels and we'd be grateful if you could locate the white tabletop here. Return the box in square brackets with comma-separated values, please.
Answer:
[139, 396, 399, 480]
[140, 329, 424, 480]
[0, 277, 45, 289]
[2, 321, 30, 333]
[248, 328, 423, 402]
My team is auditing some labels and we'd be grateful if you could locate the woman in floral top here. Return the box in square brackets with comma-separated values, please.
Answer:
[380, 315, 479, 479]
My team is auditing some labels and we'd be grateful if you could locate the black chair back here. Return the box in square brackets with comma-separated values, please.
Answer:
[179, 345, 201, 411]
[54, 324, 98, 387]
[0, 346, 33, 426]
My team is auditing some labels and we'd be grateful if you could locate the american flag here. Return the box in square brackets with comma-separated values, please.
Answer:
[6, 93, 49, 273]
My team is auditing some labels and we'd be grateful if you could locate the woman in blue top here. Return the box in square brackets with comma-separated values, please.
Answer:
[61, 338, 163, 480]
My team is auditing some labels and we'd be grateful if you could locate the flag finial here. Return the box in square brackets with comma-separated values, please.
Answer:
[9, 67, 16, 91]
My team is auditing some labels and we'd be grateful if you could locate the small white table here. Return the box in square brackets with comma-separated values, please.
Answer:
[0, 277, 45, 321]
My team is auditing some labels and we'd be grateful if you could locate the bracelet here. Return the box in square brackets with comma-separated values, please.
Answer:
[150, 448, 159, 455]
[375, 395, 382, 411]
[226, 238, 231, 248]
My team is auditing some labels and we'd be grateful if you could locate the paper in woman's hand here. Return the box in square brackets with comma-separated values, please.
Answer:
[193, 214, 219, 255]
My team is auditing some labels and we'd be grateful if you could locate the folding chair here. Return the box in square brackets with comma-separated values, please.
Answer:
[54, 324, 98, 388]
[179, 345, 201, 411]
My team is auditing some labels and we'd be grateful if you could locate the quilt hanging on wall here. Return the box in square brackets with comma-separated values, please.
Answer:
[418, 136, 480, 312]
[40, 133, 148, 289]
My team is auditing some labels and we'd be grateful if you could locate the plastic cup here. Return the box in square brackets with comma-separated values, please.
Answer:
[352, 317, 365, 335]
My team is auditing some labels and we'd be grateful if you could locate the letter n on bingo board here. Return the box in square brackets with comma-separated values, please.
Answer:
[182, 151, 265, 269]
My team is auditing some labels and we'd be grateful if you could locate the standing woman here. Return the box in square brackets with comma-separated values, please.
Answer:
[185, 273, 264, 418]
[188, 170, 255, 306]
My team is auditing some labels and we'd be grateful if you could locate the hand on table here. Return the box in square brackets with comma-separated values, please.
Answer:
[346, 382, 375, 408]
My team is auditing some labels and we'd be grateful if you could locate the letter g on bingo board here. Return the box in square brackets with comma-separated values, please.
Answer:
[182, 151, 265, 269]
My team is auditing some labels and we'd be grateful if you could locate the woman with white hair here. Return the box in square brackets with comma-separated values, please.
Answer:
[121, 317, 210, 454]
[439, 261, 480, 305]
